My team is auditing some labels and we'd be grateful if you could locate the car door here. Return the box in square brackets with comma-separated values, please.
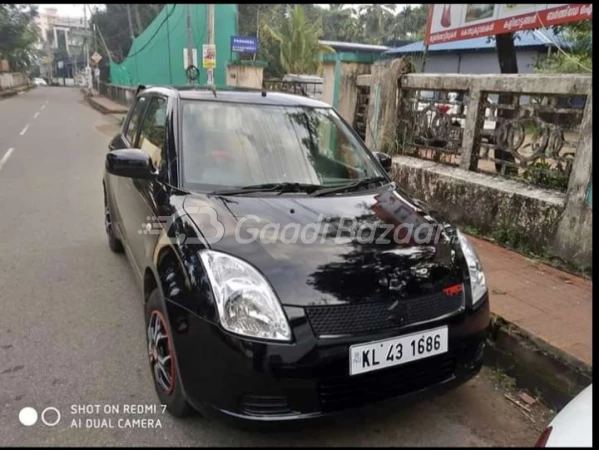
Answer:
[126, 95, 169, 272]
[107, 95, 149, 246]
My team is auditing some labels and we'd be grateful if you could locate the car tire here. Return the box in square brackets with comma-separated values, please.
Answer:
[104, 188, 124, 253]
[144, 288, 194, 418]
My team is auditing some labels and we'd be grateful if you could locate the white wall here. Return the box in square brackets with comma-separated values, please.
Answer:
[419, 49, 543, 75]
[0, 73, 28, 90]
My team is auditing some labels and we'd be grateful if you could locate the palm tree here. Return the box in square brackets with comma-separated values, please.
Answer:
[262, 5, 335, 75]
[322, 4, 363, 43]
[358, 4, 397, 44]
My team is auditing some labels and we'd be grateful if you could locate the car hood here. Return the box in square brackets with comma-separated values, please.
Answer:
[546, 384, 592, 447]
[182, 184, 464, 307]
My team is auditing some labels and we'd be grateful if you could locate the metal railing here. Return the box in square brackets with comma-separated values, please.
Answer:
[263, 80, 323, 100]
[392, 74, 592, 192]
[353, 85, 370, 142]
[98, 82, 137, 107]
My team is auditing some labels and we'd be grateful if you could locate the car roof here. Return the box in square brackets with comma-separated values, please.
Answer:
[140, 85, 331, 108]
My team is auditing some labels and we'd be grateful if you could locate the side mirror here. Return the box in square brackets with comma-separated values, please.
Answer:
[374, 151, 392, 173]
[105, 149, 156, 179]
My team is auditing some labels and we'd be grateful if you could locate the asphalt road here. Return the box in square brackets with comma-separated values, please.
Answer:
[0, 87, 547, 447]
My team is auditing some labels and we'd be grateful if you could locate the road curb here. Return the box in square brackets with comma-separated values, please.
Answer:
[0, 84, 36, 100]
[484, 313, 592, 411]
[85, 95, 128, 115]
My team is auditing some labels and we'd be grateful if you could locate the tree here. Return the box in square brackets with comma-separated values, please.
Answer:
[238, 4, 290, 78]
[536, 20, 592, 73]
[262, 5, 334, 75]
[358, 4, 396, 44]
[390, 5, 428, 42]
[0, 4, 39, 72]
[89, 4, 164, 63]
[321, 5, 364, 43]
[238, 4, 428, 76]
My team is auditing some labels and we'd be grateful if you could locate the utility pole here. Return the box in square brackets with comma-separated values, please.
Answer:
[206, 4, 215, 86]
[126, 4, 135, 41]
[93, 23, 100, 93]
[186, 4, 194, 85]
[83, 4, 91, 91]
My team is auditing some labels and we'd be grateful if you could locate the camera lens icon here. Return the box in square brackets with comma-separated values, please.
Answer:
[41, 407, 61, 426]
[19, 407, 38, 426]
[18, 406, 61, 427]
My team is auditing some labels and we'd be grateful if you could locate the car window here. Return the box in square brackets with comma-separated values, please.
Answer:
[137, 97, 167, 169]
[180, 101, 385, 191]
[124, 96, 148, 145]
[316, 119, 372, 180]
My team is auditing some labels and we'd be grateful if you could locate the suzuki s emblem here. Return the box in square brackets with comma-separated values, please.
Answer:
[413, 267, 430, 277]
[379, 275, 407, 293]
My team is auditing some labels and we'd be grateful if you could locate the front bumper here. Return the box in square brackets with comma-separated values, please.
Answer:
[167, 295, 490, 422]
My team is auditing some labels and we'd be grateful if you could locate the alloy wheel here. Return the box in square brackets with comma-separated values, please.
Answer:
[147, 310, 174, 395]
[104, 200, 112, 234]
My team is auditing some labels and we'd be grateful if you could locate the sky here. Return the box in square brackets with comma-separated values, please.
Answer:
[36, 4, 105, 18]
[37, 4, 414, 18]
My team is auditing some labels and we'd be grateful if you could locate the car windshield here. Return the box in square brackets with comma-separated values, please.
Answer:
[180, 100, 385, 192]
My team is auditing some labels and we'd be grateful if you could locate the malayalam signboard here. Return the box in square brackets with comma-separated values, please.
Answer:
[231, 36, 259, 54]
[425, 4, 593, 45]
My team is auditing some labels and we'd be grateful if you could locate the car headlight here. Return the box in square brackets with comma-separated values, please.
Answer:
[199, 250, 292, 341]
[456, 230, 487, 305]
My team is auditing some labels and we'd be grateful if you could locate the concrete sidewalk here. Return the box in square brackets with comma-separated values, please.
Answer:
[86, 94, 128, 114]
[469, 234, 592, 368]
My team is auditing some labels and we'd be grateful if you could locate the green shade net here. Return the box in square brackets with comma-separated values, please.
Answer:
[109, 4, 237, 87]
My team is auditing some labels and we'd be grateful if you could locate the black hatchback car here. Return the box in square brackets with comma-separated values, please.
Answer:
[103, 85, 490, 422]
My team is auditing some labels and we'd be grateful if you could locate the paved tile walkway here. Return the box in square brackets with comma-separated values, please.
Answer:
[468, 235, 592, 367]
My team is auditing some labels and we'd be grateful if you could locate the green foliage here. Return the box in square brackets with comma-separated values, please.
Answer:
[319, 4, 428, 45]
[238, 4, 288, 79]
[321, 5, 363, 43]
[262, 5, 334, 76]
[358, 4, 397, 43]
[521, 159, 570, 191]
[238, 4, 429, 77]
[0, 4, 39, 72]
[535, 19, 592, 74]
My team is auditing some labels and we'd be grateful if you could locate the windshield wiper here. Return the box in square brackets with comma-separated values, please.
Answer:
[211, 182, 324, 196]
[311, 176, 388, 197]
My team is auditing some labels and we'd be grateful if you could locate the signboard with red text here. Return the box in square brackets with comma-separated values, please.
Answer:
[425, 4, 592, 45]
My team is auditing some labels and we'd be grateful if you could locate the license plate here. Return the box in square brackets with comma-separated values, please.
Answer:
[349, 326, 448, 376]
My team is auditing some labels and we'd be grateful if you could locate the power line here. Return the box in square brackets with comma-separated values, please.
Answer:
[124, 4, 176, 59]
[85, 4, 115, 61]
[534, 15, 592, 73]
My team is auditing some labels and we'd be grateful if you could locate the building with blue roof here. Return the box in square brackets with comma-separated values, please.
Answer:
[382, 29, 570, 74]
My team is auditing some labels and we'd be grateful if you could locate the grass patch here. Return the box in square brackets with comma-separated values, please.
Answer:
[488, 366, 517, 392]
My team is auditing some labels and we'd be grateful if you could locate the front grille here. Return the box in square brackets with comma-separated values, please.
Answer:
[318, 354, 456, 412]
[305, 291, 464, 337]
[239, 395, 292, 416]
